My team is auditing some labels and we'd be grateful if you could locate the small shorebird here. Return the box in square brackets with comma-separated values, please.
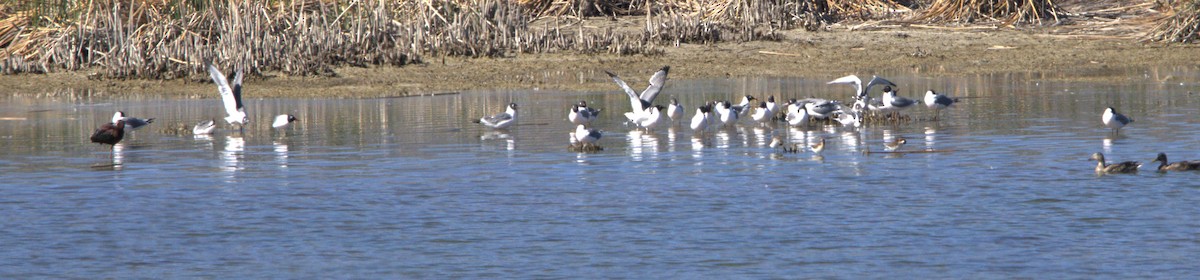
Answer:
[884, 137, 907, 151]
[206, 62, 249, 130]
[1101, 107, 1133, 134]
[90, 120, 126, 150]
[272, 114, 298, 128]
[111, 111, 154, 132]
[810, 137, 826, 154]
[193, 119, 216, 135]
[475, 103, 518, 129]
[1151, 152, 1200, 172]
[924, 90, 957, 120]
[1091, 152, 1140, 174]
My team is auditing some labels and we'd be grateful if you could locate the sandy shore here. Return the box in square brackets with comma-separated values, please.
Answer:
[2, 22, 1198, 98]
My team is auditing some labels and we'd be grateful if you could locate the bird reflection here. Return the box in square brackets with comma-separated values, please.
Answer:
[221, 135, 245, 179]
[924, 126, 938, 150]
[627, 130, 660, 161]
[274, 140, 289, 169]
[110, 143, 125, 169]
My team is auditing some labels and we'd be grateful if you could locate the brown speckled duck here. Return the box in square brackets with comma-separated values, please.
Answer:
[1151, 153, 1200, 172]
[1091, 152, 1140, 174]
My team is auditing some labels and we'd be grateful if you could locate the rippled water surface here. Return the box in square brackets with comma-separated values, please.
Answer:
[3, 69, 1200, 278]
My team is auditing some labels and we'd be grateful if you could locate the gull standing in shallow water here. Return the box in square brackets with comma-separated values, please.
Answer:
[690, 104, 712, 132]
[604, 66, 670, 123]
[574, 124, 602, 148]
[750, 101, 771, 124]
[666, 98, 684, 124]
[206, 63, 248, 130]
[924, 90, 957, 120]
[572, 101, 600, 125]
[1101, 107, 1133, 134]
[1091, 152, 1140, 174]
[1151, 153, 1200, 172]
[193, 119, 216, 135]
[272, 114, 298, 128]
[112, 111, 154, 132]
[475, 103, 519, 129]
[879, 86, 919, 117]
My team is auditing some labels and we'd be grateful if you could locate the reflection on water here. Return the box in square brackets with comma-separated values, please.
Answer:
[2, 69, 1200, 278]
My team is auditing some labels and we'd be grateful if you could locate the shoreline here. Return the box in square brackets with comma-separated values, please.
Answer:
[2, 27, 1198, 98]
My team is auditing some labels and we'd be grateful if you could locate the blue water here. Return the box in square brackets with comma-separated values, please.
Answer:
[2, 70, 1200, 278]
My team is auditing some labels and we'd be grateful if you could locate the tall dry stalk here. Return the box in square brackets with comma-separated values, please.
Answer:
[914, 0, 1061, 25]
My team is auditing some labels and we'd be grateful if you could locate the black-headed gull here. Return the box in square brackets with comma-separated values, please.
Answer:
[574, 124, 602, 148]
[924, 90, 957, 120]
[206, 63, 248, 129]
[193, 119, 216, 135]
[475, 103, 518, 129]
[111, 111, 154, 132]
[879, 86, 918, 116]
[667, 98, 684, 123]
[1101, 107, 1133, 134]
[690, 104, 711, 131]
[272, 114, 297, 128]
[751, 101, 771, 123]
[828, 74, 897, 100]
[604, 66, 670, 122]
[787, 104, 809, 127]
[1091, 152, 1140, 174]
[90, 119, 126, 149]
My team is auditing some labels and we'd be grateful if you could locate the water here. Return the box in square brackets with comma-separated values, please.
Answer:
[3, 69, 1200, 278]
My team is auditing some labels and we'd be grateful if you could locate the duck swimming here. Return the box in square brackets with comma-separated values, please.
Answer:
[1151, 152, 1200, 172]
[1091, 152, 1140, 174]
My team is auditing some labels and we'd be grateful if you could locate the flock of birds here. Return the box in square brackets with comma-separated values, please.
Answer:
[86, 64, 1196, 175]
[89, 63, 300, 149]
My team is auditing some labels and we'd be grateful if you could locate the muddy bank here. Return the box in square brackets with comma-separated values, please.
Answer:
[2, 25, 1198, 98]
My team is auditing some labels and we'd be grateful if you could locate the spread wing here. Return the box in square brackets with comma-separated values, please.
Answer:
[605, 70, 650, 111]
[638, 66, 670, 103]
[864, 76, 896, 97]
[207, 63, 243, 117]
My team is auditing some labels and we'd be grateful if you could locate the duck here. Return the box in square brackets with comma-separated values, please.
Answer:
[90, 120, 126, 150]
[1091, 152, 1141, 174]
[1151, 152, 1200, 172]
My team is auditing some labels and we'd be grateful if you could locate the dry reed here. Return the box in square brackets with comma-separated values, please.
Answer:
[1146, 0, 1200, 43]
[0, 0, 932, 79]
[914, 0, 1062, 25]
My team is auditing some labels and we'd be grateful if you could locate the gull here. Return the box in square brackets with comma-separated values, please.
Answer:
[272, 114, 297, 128]
[750, 101, 771, 123]
[605, 66, 670, 122]
[1101, 107, 1133, 134]
[90, 119, 126, 150]
[575, 124, 602, 148]
[801, 98, 841, 119]
[690, 104, 712, 131]
[576, 101, 601, 124]
[474, 103, 518, 129]
[193, 119, 216, 135]
[832, 110, 862, 127]
[714, 100, 739, 127]
[884, 136, 907, 151]
[880, 86, 919, 115]
[731, 95, 757, 117]
[634, 105, 666, 130]
[787, 103, 810, 127]
[924, 90, 958, 120]
[111, 111, 154, 132]
[1091, 152, 1140, 174]
[764, 96, 779, 117]
[568, 104, 588, 125]
[666, 98, 684, 123]
[1151, 152, 1200, 172]
[206, 63, 248, 130]
[828, 75, 897, 100]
